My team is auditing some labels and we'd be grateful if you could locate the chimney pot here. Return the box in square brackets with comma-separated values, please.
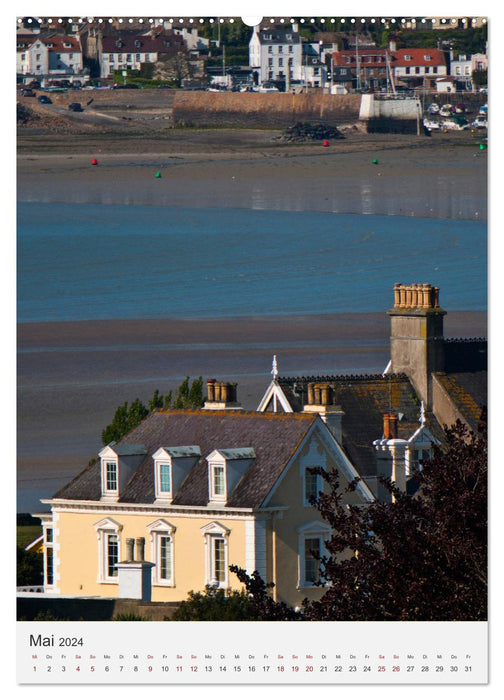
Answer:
[207, 379, 216, 401]
[126, 538, 135, 561]
[135, 537, 145, 561]
[383, 413, 391, 439]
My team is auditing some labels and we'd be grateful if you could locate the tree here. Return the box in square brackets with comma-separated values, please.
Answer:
[231, 415, 487, 622]
[304, 414, 487, 622]
[101, 379, 204, 445]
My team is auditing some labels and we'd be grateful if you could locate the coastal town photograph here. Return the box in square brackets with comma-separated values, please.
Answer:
[17, 14, 487, 629]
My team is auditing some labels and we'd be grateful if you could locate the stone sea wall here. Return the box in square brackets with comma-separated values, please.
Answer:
[172, 91, 362, 127]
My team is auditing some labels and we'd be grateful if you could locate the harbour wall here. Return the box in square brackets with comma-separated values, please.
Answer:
[172, 91, 362, 127]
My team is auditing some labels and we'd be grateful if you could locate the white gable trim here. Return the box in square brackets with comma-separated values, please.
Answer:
[261, 417, 374, 508]
[257, 380, 293, 413]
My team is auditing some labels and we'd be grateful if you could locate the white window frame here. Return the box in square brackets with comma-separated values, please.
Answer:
[303, 466, 322, 506]
[148, 519, 176, 586]
[297, 521, 331, 589]
[208, 460, 227, 503]
[42, 525, 55, 589]
[200, 522, 230, 589]
[94, 518, 122, 583]
[101, 459, 119, 498]
[155, 459, 173, 501]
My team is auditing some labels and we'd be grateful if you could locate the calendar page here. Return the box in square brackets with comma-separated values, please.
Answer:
[15, 1, 490, 690]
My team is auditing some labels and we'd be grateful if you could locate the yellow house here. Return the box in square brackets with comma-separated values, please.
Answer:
[39, 409, 373, 608]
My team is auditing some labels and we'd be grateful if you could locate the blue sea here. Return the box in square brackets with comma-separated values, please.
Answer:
[17, 202, 487, 323]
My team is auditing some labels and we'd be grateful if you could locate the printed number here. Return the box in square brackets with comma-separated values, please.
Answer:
[349, 665, 357, 672]
[334, 665, 343, 672]
[205, 666, 213, 672]
[162, 666, 169, 672]
[234, 666, 241, 672]
[465, 666, 472, 672]
[262, 666, 269, 672]
[320, 665, 327, 672]
[363, 666, 371, 672]
[47, 666, 52, 672]
[407, 665, 414, 672]
[190, 666, 198, 672]
[450, 666, 458, 672]
[421, 666, 429, 672]
[291, 666, 299, 672]
[393, 666, 400, 672]
[436, 666, 444, 672]
[305, 665, 314, 672]
[378, 666, 386, 672]
[59, 637, 83, 647]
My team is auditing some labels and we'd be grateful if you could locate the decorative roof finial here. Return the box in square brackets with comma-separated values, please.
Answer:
[271, 355, 278, 380]
[419, 400, 426, 427]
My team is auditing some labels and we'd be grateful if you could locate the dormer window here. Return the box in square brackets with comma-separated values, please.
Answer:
[153, 446, 201, 502]
[206, 448, 255, 505]
[424, 54, 432, 61]
[210, 462, 226, 502]
[99, 444, 147, 501]
[104, 460, 118, 495]
[404, 54, 412, 60]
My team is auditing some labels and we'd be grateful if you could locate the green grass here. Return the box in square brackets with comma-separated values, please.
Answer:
[17, 525, 42, 549]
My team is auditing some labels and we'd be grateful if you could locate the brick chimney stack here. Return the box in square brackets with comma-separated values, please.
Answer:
[388, 282, 446, 409]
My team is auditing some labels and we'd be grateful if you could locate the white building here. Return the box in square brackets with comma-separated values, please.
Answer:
[17, 30, 84, 81]
[249, 24, 303, 86]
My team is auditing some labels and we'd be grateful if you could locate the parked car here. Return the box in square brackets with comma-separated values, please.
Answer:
[20, 87, 35, 97]
[439, 104, 454, 117]
[427, 103, 440, 114]
[68, 102, 83, 112]
[455, 103, 467, 113]
[38, 95, 52, 104]
[472, 116, 488, 129]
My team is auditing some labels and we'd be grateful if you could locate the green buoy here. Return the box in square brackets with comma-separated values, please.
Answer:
[372, 158, 378, 164]
[479, 143, 486, 151]
[155, 171, 162, 178]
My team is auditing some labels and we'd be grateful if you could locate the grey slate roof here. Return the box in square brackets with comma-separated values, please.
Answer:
[53, 410, 317, 509]
[274, 373, 447, 479]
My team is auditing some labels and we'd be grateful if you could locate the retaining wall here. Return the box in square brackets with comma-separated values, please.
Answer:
[17, 596, 181, 621]
[172, 91, 362, 127]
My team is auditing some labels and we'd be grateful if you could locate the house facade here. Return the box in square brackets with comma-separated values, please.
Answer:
[38, 410, 372, 607]
[99, 31, 187, 78]
[331, 44, 447, 91]
[249, 24, 302, 86]
[17, 31, 84, 81]
[34, 282, 486, 608]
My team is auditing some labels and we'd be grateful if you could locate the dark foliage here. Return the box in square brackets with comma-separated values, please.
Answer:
[101, 377, 204, 445]
[304, 414, 487, 621]
[229, 415, 487, 622]
[172, 585, 258, 621]
[229, 567, 304, 620]
[17, 546, 43, 586]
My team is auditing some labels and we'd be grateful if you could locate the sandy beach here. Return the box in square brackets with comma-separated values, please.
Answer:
[17, 127, 488, 511]
[17, 128, 487, 219]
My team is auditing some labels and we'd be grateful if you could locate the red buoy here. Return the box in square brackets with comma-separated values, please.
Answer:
[323, 140, 329, 147]
[91, 157, 98, 166]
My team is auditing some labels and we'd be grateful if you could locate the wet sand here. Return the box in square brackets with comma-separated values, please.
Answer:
[17, 129, 487, 219]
